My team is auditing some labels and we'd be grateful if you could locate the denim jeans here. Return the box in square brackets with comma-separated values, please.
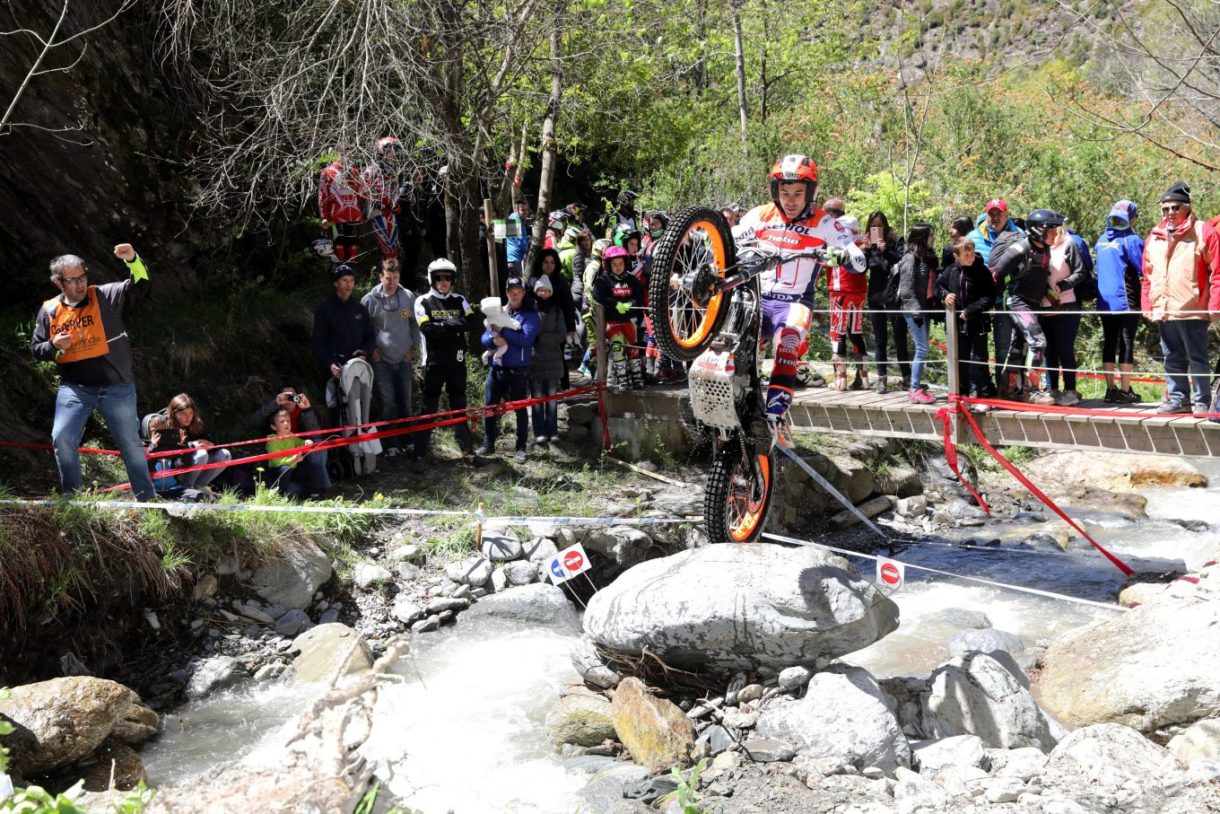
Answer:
[1159, 319, 1210, 406]
[483, 367, 529, 451]
[904, 315, 930, 390]
[52, 381, 156, 499]
[374, 360, 414, 450]
[177, 448, 233, 489]
[530, 377, 560, 438]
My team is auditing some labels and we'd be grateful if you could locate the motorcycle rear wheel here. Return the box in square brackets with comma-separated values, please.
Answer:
[705, 440, 775, 543]
[648, 206, 736, 362]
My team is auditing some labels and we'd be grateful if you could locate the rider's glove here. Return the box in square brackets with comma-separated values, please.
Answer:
[615, 301, 632, 315]
[824, 247, 847, 267]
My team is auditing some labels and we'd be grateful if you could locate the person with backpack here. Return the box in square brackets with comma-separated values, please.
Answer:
[1140, 182, 1220, 415]
[896, 223, 940, 404]
[1039, 226, 1090, 405]
[863, 211, 908, 393]
[1095, 201, 1146, 403]
[991, 209, 1062, 405]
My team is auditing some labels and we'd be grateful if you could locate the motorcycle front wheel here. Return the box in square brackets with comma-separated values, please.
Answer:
[705, 440, 775, 543]
[648, 206, 736, 362]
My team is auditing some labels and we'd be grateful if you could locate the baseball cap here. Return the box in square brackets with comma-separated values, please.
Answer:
[985, 199, 1008, 214]
[505, 276, 525, 290]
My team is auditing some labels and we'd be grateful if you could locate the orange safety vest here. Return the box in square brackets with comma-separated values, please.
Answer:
[43, 287, 109, 364]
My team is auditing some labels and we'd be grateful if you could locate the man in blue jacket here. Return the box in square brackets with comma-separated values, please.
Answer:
[476, 277, 540, 462]
[971, 199, 1025, 395]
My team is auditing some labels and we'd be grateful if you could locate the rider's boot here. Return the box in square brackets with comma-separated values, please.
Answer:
[875, 374, 887, 394]
[851, 354, 868, 390]
[831, 355, 847, 391]
[628, 357, 645, 390]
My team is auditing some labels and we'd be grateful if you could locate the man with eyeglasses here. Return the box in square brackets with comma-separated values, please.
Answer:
[30, 244, 157, 500]
[1140, 182, 1220, 415]
[414, 258, 476, 459]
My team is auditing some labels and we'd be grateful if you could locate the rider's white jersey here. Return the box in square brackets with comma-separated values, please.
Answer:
[733, 203, 865, 302]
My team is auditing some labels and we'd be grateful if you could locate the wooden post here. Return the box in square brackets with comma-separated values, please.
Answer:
[594, 302, 608, 385]
[944, 303, 960, 446]
[483, 198, 499, 296]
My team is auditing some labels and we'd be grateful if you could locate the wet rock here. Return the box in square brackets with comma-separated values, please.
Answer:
[251, 538, 333, 610]
[741, 737, 796, 762]
[411, 615, 440, 633]
[947, 627, 1025, 658]
[353, 563, 393, 589]
[1023, 450, 1205, 492]
[274, 608, 312, 638]
[185, 656, 247, 699]
[77, 738, 147, 792]
[912, 735, 989, 772]
[545, 693, 616, 747]
[1167, 718, 1220, 769]
[1038, 597, 1220, 733]
[253, 663, 287, 681]
[463, 583, 579, 630]
[584, 526, 655, 568]
[755, 665, 911, 773]
[505, 559, 539, 586]
[571, 636, 622, 689]
[1023, 530, 1069, 550]
[111, 699, 159, 746]
[425, 597, 469, 614]
[584, 544, 898, 671]
[611, 677, 695, 773]
[481, 530, 524, 562]
[0, 678, 157, 775]
[923, 652, 1054, 750]
[444, 556, 492, 587]
[291, 623, 372, 682]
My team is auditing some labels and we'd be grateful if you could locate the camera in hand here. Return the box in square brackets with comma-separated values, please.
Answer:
[292, 394, 303, 404]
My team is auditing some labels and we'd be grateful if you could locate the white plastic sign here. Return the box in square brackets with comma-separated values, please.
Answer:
[876, 557, 905, 592]
[547, 543, 592, 585]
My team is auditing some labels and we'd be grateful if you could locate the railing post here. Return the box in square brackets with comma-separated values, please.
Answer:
[594, 302, 608, 385]
[945, 303, 960, 446]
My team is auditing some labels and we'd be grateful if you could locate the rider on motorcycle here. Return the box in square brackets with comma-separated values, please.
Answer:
[734, 154, 865, 422]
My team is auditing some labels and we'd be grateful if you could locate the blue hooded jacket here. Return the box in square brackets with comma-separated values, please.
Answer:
[967, 213, 1023, 265]
[1094, 200, 1145, 312]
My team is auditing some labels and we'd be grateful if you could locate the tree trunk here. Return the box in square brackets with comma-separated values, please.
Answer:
[759, 0, 769, 124]
[731, 0, 748, 156]
[525, 20, 563, 274]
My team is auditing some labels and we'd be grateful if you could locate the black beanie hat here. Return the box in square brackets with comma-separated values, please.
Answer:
[331, 262, 356, 282]
[1160, 182, 1191, 205]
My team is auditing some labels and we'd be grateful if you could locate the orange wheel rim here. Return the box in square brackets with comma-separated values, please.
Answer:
[728, 454, 770, 542]
[668, 220, 727, 349]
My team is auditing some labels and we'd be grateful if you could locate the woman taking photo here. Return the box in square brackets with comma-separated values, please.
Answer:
[897, 223, 939, 404]
[864, 211, 908, 393]
[150, 393, 232, 493]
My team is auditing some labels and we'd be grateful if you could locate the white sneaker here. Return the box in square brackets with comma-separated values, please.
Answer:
[1056, 390, 1081, 407]
[535, 435, 548, 444]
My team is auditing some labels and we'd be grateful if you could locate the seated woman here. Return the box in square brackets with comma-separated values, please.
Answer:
[149, 393, 232, 493]
[265, 407, 328, 499]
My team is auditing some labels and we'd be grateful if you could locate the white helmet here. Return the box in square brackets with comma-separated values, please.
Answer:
[428, 258, 457, 282]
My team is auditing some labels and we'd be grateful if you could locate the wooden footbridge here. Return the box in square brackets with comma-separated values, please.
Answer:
[606, 383, 1220, 458]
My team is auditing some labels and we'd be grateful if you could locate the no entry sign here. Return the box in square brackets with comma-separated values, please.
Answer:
[876, 557, 905, 592]
[548, 542, 592, 585]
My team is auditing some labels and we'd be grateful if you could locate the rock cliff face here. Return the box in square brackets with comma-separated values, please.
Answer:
[0, 0, 196, 313]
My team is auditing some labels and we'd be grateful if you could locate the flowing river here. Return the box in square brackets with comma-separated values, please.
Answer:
[139, 463, 1220, 812]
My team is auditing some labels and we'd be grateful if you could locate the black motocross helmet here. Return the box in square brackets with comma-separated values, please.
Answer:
[1025, 209, 1064, 245]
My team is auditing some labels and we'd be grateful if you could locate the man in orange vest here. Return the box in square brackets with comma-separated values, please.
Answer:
[30, 243, 157, 499]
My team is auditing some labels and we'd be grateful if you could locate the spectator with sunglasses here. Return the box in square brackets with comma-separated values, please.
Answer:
[1140, 182, 1220, 414]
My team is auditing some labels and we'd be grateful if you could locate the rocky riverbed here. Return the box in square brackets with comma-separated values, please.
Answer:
[2, 441, 1218, 812]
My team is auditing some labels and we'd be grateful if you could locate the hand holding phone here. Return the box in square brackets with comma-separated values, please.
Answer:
[869, 226, 883, 246]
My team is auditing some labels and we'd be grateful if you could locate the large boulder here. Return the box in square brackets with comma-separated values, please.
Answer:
[1041, 723, 1178, 811]
[1037, 597, 1220, 733]
[78, 738, 147, 792]
[0, 678, 158, 775]
[1022, 450, 1206, 492]
[583, 544, 898, 671]
[584, 527, 655, 568]
[922, 652, 1055, 751]
[291, 623, 373, 683]
[545, 691, 616, 747]
[611, 677, 694, 773]
[462, 583, 579, 630]
[251, 537, 334, 609]
[1168, 718, 1220, 769]
[754, 665, 911, 773]
[184, 656, 247, 700]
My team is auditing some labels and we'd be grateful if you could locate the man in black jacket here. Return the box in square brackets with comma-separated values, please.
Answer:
[413, 258, 475, 458]
[311, 263, 374, 411]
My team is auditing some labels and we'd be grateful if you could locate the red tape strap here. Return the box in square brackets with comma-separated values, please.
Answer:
[955, 401, 1134, 576]
[934, 400, 990, 514]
